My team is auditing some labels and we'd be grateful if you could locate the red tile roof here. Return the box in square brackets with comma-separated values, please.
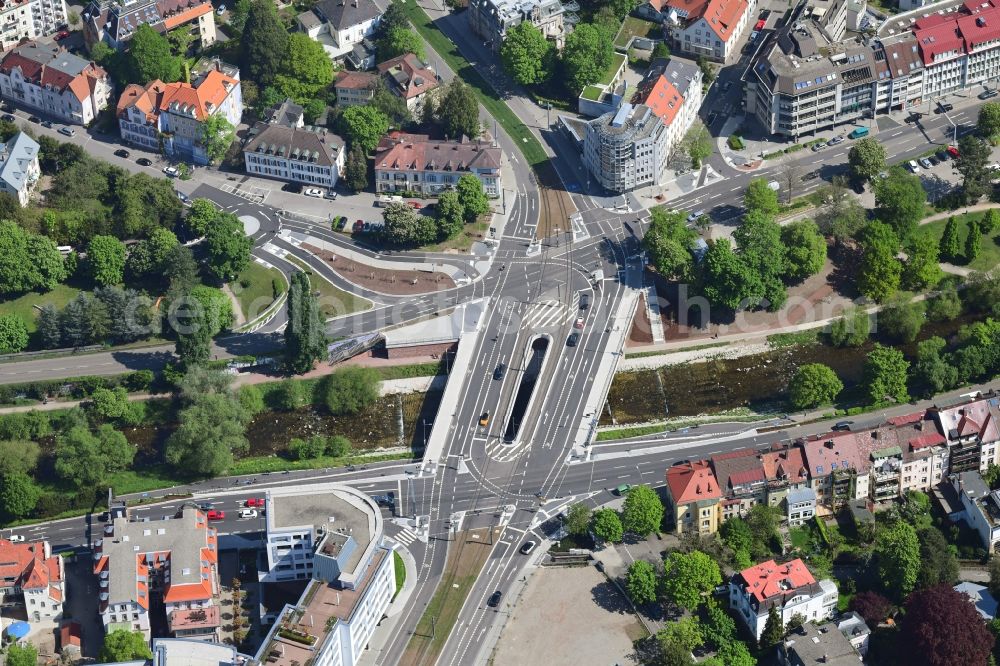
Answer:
[335, 70, 378, 90]
[760, 447, 809, 484]
[377, 53, 439, 100]
[659, 0, 749, 42]
[59, 622, 81, 650]
[665, 460, 722, 504]
[117, 69, 239, 123]
[0, 539, 60, 591]
[0, 43, 107, 104]
[374, 133, 501, 173]
[914, 3, 1000, 65]
[737, 558, 816, 604]
[908, 432, 947, 450]
[936, 398, 1000, 444]
[632, 72, 684, 126]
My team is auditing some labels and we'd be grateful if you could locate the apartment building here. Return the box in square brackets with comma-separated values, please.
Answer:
[255, 484, 396, 666]
[334, 70, 377, 107]
[643, 0, 755, 62]
[373, 131, 502, 197]
[82, 0, 216, 49]
[0, 131, 39, 206]
[91, 506, 220, 640]
[665, 460, 724, 535]
[0, 42, 111, 125]
[583, 102, 670, 193]
[760, 445, 811, 510]
[244, 99, 345, 188]
[298, 0, 382, 61]
[786, 488, 817, 526]
[930, 395, 1000, 473]
[729, 558, 838, 639]
[630, 57, 702, 158]
[378, 53, 440, 111]
[469, 0, 566, 54]
[712, 448, 768, 519]
[117, 58, 242, 165]
[0, 538, 64, 622]
[0, 0, 68, 51]
[951, 470, 1000, 553]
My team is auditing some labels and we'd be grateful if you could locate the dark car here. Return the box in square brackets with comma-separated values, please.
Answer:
[928, 155, 940, 166]
[567, 332, 579, 347]
[114, 148, 130, 158]
[936, 103, 954, 114]
[579, 292, 590, 310]
[493, 363, 506, 380]
[197, 502, 213, 511]
[41, 120, 52, 128]
[802, 170, 820, 181]
[487, 590, 503, 607]
[832, 420, 853, 431]
[27, 115, 40, 123]
[1, 114, 13, 122]
[935, 149, 949, 161]
[981, 89, 999, 100]
[97, 512, 109, 522]
[281, 182, 303, 193]
[136, 157, 153, 166]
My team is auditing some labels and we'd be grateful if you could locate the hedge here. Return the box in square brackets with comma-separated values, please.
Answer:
[0, 370, 156, 405]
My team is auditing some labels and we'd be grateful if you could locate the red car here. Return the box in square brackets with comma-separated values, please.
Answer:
[407, 201, 422, 209]
[947, 145, 960, 158]
[245, 498, 264, 508]
[353, 220, 364, 233]
[54, 30, 70, 40]
[206, 510, 225, 521]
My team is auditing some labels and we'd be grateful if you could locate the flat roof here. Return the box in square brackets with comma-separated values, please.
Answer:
[152, 638, 238, 666]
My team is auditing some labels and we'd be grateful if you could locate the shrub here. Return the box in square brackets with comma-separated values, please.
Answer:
[271, 380, 307, 411]
[238, 385, 266, 418]
[326, 435, 351, 458]
[288, 436, 327, 460]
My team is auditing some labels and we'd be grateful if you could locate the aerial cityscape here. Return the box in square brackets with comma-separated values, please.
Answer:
[1, 0, 1000, 662]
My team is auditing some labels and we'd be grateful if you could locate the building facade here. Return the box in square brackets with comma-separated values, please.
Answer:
[729, 558, 838, 639]
[952, 470, 1000, 554]
[298, 0, 382, 62]
[117, 58, 242, 164]
[334, 70, 377, 107]
[468, 0, 566, 53]
[0, 42, 111, 125]
[82, 0, 216, 50]
[0, 538, 64, 622]
[0, 131, 40, 206]
[584, 103, 670, 193]
[373, 132, 502, 197]
[665, 460, 724, 535]
[649, 0, 756, 63]
[629, 56, 703, 160]
[244, 99, 345, 188]
[0, 0, 68, 51]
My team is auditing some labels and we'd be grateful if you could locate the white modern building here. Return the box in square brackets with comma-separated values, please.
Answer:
[583, 102, 669, 193]
[373, 131, 502, 197]
[729, 558, 838, 639]
[243, 98, 345, 188]
[786, 487, 816, 526]
[0, 42, 112, 125]
[256, 484, 397, 666]
[0, 537, 64, 622]
[469, 0, 566, 53]
[298, 0, 382, 62]
[952, 470, 1000, 554]
[0, 131, 39, 206]
[0, 0, 68, 51]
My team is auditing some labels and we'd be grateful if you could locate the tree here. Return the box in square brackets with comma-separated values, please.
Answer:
[327, 434, 351, 458]
[166, 26, 195, 57]
[274, 33, 334, 103]
[89, 386, 131, 421]
[0, 440, 40, 476]
[713, 641, 755, 666]
[37, 304, 61, 348]
[644, 208, 695, 280]
[285, 271, 329, 374]
[500, 22, 552, 85]
[456, 174, 490, 223]
[371, 77, 410, 125]
[0, 222, 65, 294]
[720, 516, 753, 566]
[657, 616, 703, 655]
[6, 643, 39, 666]
[185, 198, 220, 238]
[916, 526, 958, 589]
[661, 550, 722, 611]
[626, 559, 659, 605]
[913, 336, 958, 395]
[980, 101, 1000, 137]
[0, 314, 28, 353]
[172, 294, 213, 368]
[982, 208, 1000, 234]
[899, 585, 994, 666]
[957, 134, 993, 201]
[874, 520, 920, 599]
[733, 210, 786, 310]
[0, 471, 39, 519]
[904, 233, 944, 290]
[55, 424, 134, 487]
[435, 190, 464, 240]
[88, 235, 126, 287]
[782, 220, 826, 282]
[240, 0, 288, 89]
[321, 366, 379, 415]
[340, 105, 390, 154]
[166, 391, 249, 476]
[200, 113, 236, 165]
[100, 630, 152, 663]
[561, 23, 613, 93]
[652, 42, 670, 59]
[941, 215, 962, 262]
[788, 363, 843, 409]
[760, 606, 784, 648]
[621, 485, 664, 536]
[864, 344, 910, 405]
[437, 79, 480, 139]
[565, 502, 591, 536]
[682, 121, 713, 169]
[874, 168, 927, 241]
[378, 27, 426, 61]
[879, 297, 925, 343]
[847, 137, 888, 181]
[927, 288, 963, 322]
[829, 307, 871, 346]
[344, 145, 369, 192]
[125, 24, 182, 83]
[702, 239, 763, 311]
[204, 213, 252, 280]
[743, 178, 780, 218]
[858, 221, 902, 302]
[126, 227, 179, 282]
[382, 202, 435, 246]
[289, 435, 327, 460]
[591, 508, 623, 543]
[849, 590, 892, 626]
[966, 217, 983, 263]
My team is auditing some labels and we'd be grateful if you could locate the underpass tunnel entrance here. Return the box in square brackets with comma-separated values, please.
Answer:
[503, 337, 550, 443]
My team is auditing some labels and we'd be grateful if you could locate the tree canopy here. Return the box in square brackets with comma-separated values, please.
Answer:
[620, 485, 664, 536]
[500, 22, 553, 85]
[848, 137, 888, 181]
[340, 105, 391, 154]
[626, 559, 659, 605]
[788, 363, 843, 409]
[273, 33, 335, 104]
[857, 221, 902, 303]
[743, 179, 780, 218]
[285, 271, 328, 374]
[381, 201, 436, 247]
[204, 213, 252, 280]
[661, 550, 722, 610]
[456, 174, 490, 223]
[437, 79, 480, 139]
[874, 168, 927, 241]
[320, 366, 380, 415]
[781, 220, 827, 282]
[378, 27, 426, 62]
[591, 508, 623, 543]
[100, 630, 153, 663]
[239, 0, 288, 89]
[0, 221, 67, 294]
[864, 343, 910, 405]
[561, 23, 613, 94]
[874, 519, 920, 599]
[125, 24, 182, 84]
[899, 585, 994, 666]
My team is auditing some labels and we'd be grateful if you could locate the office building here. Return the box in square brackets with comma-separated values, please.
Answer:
[583, 102, 670, 192]
[244, 99, 345, 188]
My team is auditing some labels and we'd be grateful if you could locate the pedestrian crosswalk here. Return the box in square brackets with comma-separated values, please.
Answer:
[521, 297, 577, 331]
[393, 527, 419, 546]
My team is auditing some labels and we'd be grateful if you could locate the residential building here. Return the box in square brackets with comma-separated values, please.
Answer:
[0, 0, 68, 51]
[373, 132, 502, 197]
[577, 54, 628, 118]
[778, 622, 864, 666]
[334, 70, 378, 107]
[91, 506, 220, 640]
[243, 99, 345, 188]
[760, 445, 810, 510]
[0, 42, 112, 125]
[800, 433, 868, 507]
[951, 470, 1000, 554]
[898, 0, 933, 9]
[910, 0, 1000, 99]
[468, 0, 566, 54]
[644, 0, 756, 62]
[298, 0, 382, 62]
[665, 460, 723, 535]
[711, 448, 767, 519]
[0, 538, 64, 622]
[954, 582, 999, 620]
[835, 611, 871, 656]
[584, 102, 670, 193]
[117, 58, 242, 165]
[628, 56, 702, 159]
[377, 53, 440, 111]
[82, 0, 216, 50]
[786, 487, 816, 526]
[931, 394, 1000, 474]
[805, 0, 851, 43]
[255, 484, 396, 666]
[728, 558, 838, 639]
[347, 37, 377, 71]
[0, 131, 40, 206]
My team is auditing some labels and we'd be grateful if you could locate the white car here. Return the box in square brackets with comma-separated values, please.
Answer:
[8, 534, 24, 542]
[238, 509, 258, 519]
[163, 166, 179, 177]
[908, 160, 920, 173]
[304, 187, 324, 198]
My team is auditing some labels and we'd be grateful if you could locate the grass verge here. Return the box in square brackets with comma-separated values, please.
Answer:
[399, 1, 548, 168]
[0, 284, 83, 334]
[624, 341, 729, 358]
[595, 410, 767, 441]
[227, 450, 416, 475]
[767, 329, 821, 349]
[393, 550, 406, 601]
[231, 261, 285, 323]
[285, 256, 373, 318]
[372, 361, 446, 380]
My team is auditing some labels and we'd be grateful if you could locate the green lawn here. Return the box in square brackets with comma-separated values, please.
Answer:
[599, 52, 628, 86]
[581, 85, 604, 101]
[373, 361, 445, 380]
[0, 284, 83, 334]
[913, 212, 1000, 272]
[613, 17, 658, 50]
[398, 0, 549, 168]
[789, 527, 810, 549]
[393, 550, 406, 600]
[285, 256, 372, 319]
[231, 261, 286, 324]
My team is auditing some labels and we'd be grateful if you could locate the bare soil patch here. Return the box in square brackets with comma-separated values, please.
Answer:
[302, 243, 456, 295]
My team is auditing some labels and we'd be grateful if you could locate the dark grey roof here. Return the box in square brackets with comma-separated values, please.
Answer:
[313, 0, 381, 30]
[266, 98, 304, 128]
[780, 623, 861, 666]
[245, 124, 344, 167]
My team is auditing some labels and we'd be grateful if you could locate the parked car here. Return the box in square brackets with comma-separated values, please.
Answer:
[479, 411, 490, 427]
[519, 541, 537, 555]
[811, 143, 825, 152]
[281, 182, 303, 193]
[206, 510, 225, 520]
[615, 484, 632, 496]
[686, 210, 705, 223]
[54, 30, 70, 40]
[493, 363, 506, 380]
[238, 509, 257, 519]
[58, 126, 75, 137]
[8, 534, 24, 542]
[245, 497, 265, 508]
[947, 145, 960, 158]
[567, 332, 579, 347]
[175, 190, 191, 204]
[41, 120, 53, 128]
[935, 149, 949, 161]
[487, 590, 503, 607]
[826, 136, 844, 146]
[579, 292, 590, 310]
[114, 148, 130, 158]
[1, 114, 14, 122]
[304, 187, 324, 198]
[981, 89, 999, 100]
[919, 157, 933, 169]
[832, 420, 853, 431]
[27, 115, 40, 123]
[928, 155, 940, 166]
[353, 220, 364, 233]
[574, 317, 585, 329]
[325, 188, 338, 200]
[163, 165, 179, 177]
[407, 201, 422, 209]
[137, 157, 153, 166]
[216, 3, 226, 12]
[908, 160, 920, 172]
